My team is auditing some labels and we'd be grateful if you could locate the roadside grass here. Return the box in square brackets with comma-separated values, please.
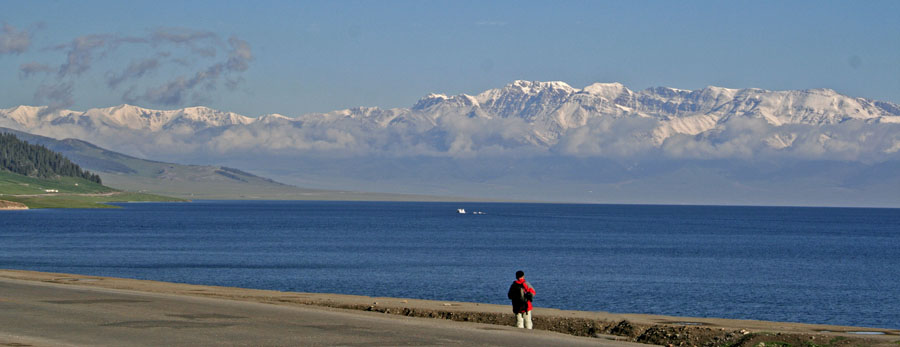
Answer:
[1, 170, 186, 208]
[828, 336, 847, 345]
[736, 332, 859, 347]
[753, 340, 851, 347]
[2, 192, 185, 208]
[756, 342, 792, 347]
[0, 171, 113, 194]
[2, 195, 119, 208]
[100, 192, 185, 203]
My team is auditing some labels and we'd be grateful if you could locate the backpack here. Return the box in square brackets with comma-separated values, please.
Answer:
[508, 282, 525, 302]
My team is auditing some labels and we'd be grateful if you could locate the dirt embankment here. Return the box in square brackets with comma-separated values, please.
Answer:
[289, 301, 898, 347]
[1, 269, 898, 347]
[0, 199, 28, 210]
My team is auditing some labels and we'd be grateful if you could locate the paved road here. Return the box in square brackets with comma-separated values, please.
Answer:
[0, 278, 647, 346]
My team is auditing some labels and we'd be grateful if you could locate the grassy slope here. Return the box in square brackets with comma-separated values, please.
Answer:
[1, 128, 456, 202]
[2, 128, 340, 199]
[0, 171, 183, 208]
[99, 170, 439, 201]
[99, 164, 310, 200]
[75, 148, 405, 201]
[2, 192, 180, 209]
[0, 170, 114, 194]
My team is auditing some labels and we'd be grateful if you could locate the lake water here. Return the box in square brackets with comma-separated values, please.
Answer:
[2, 201, 898, 329]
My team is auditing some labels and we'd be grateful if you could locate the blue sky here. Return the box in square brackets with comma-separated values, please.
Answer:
[1, 1, 898, 116]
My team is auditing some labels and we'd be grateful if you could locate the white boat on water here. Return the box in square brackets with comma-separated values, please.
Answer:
[457, 208, 466, 214]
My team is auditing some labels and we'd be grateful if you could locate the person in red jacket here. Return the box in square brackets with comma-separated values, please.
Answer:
[507, 270, 536, 329]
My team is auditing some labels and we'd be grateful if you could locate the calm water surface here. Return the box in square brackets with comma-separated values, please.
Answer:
[2, 201, 898, 329]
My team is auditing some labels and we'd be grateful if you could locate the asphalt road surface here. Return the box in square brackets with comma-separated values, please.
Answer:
[0, 277, 648, 346]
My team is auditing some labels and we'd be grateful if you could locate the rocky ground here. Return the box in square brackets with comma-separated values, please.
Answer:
[1, 269, 897, 347]
[303, 301, 896, 347]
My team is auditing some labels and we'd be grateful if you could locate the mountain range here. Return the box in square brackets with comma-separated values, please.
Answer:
[2, 80, 900, 206]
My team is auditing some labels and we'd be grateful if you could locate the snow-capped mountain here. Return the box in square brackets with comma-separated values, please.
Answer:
[4, 80, 900, 206]
[2, 80, 900, 161]
[5, 104, 255, 132]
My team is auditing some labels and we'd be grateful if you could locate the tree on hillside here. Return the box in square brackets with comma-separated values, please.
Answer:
[0, 133, 102, 184]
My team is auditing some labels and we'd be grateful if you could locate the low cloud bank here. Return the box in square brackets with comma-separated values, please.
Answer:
[10, 108, 899, 167]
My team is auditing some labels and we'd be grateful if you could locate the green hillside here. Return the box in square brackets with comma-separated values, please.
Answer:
[53, 137, 333, 200]
[0, 170, 112, 195]
[0, 133, 182, 208]
[0, 128, 444, 201]
[0, 171, 176, 208]
[0, 170, 181, 209]
[0, 133, 102, 183]
[0, 128, 290, 199]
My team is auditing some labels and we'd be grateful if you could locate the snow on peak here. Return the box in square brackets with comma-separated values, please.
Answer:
[459, 94, 480, 106]
[700, 85, 738, 95]
[9, 104, 259, 131]
[507, 80, 575, 94]
[413, 93, 481, 111]
[583, 82, 625, 90]
[413, 93, 451, 110]
[3, 80, 900, 161]
[804, 88, 839, 95]
[260, 113, 290, 120]
[81, 104, 160, 130]
[257, 113, 293, 125]
[643, 86, 692, 97]
[582, 82, 632, 100]
[473, 80, 577, 106]
[176, 106, 255, 126]
[0, 105, 57, 128]
[2, 105, 46, 114]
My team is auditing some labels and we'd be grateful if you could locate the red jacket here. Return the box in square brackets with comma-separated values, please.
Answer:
[511, 278, 536, 313]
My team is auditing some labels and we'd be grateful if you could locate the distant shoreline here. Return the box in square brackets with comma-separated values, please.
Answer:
[0, 269, 896, 346]
[0, 199, 28, 210]
[0, 191, 186, 209]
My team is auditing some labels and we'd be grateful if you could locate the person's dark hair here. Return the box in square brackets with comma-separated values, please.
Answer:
[515, 270, 524, 279]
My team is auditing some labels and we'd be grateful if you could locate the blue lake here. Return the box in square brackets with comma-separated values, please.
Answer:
[2, 201, 898, 329]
